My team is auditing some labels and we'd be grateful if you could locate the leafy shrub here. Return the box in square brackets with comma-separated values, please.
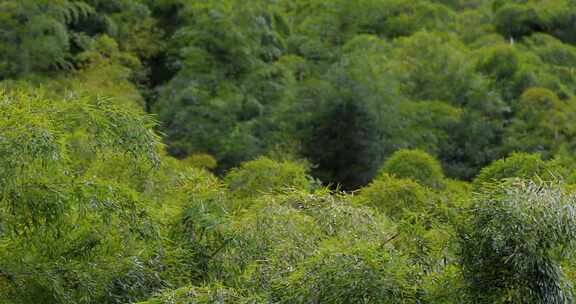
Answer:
[215, 188, 400, 295]
[518, 86, 563, 112]
[420, 264, 466, 304]
[393, 220, 455, 271]
[183, 153, 218, 170]
[460, 180, 576, 303]
[473, 153, 559, 188]
[0, 88, 163, 304]
[505, 88, 576, 156]
[161, 167, 230, 286]
[354, 175, 456, 272]
[438, 179, 473, 221]
[144, 157, 222, 216]
[216, 203, 321, 290]
[355, 174, 434, 220]
[138, 284, 265, 304]
[224, 157, 311, 199]
[380, 149, 445, 189]
[278, 189, 395, 244]
[494, 4, 538, 39]
[442, 179, 472, 203]
[273, 240, 416, 304]
[474, 44, 534, 101]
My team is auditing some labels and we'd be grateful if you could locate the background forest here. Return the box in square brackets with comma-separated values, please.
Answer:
[3, 0, 576, 303]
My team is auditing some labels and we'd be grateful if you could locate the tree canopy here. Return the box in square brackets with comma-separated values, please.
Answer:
[4, 0, 576, 303]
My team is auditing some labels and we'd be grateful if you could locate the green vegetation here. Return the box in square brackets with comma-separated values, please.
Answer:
[4, 0, 576, 303]
[354, 173, 435, 220]
[461, 180, 576, 303]
[380, 149, 446, 189]
[473, 152, 559, 188]
[224, 157, 311, 199]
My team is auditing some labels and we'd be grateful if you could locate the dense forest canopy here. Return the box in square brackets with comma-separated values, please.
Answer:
[4, 0, 576, 303]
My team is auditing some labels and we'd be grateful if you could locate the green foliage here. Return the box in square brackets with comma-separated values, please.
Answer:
[224, 157, 311, 199]
[6, 1, 576, 303]
[419, 264, 466, 304]
[182, 154, 218, 170]
[131, 0, 576, 184]
[277, 189, 394, 244]
[0, 88, 162, 304]
[522, 34, 576, 97]
[299, 36, 399, 189]
[473, 153, 560, 188]
[212, 189, 401, 301]
[475, 44, 533, 101]
[492, 0, 576, 44]
[355, 174, 434, 220]
[0, 0, 160, 80]
[161, 167, 230, 286]
[386, 32, 506, 178]
[440, 179, 473, 210]
[138, 284, 265, 304]
[302, 91, 387, 189]
[4, 0, 576, 185]
[273, 240, 417, 304]
[380, 149, 445, 189]
[395, 100, 462, 155]
[460, 180, 576, 303]
[0, 0, 86, 77]
[494, 3, 539, 39]
[390, 32, 487, 107]
[216, 200, 323, 290]
[505, 88, 576, 156]
[153, 0, 294, 169]
[354, 173, 459, 274]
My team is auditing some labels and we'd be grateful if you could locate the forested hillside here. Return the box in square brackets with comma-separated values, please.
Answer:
[3, 0, 576, 303]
